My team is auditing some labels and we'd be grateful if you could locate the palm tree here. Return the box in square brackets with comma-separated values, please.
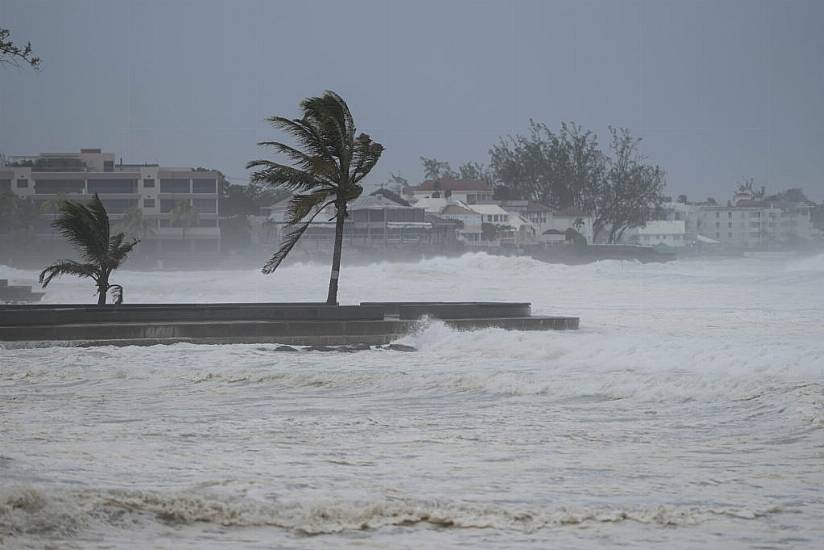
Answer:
[39, 194, 139, 305]
[117, 206, 156, 241]
[170, 200, 199, 241]
[247, 91, 384, 304]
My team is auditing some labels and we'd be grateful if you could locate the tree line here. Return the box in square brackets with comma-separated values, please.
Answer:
[411, 121, 666, 243]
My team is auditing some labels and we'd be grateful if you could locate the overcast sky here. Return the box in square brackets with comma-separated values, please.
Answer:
[2, 0, 823, 201]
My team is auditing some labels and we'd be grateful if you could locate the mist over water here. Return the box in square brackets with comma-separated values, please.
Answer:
[2, 253, 823, 548]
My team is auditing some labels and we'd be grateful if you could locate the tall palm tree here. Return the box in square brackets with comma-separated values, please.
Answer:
[247, 91, 384, 304]
[39, 194, 139, 305]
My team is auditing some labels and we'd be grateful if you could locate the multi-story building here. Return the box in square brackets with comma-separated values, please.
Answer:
[0, 149, 221, 254]
[696, 200, 813, 249]
[657, 201, 700, 242]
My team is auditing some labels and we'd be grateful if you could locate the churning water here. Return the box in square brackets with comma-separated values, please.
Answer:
[1, 253, 823, 548]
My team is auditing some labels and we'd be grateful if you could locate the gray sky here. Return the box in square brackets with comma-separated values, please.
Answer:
[2, 0, 823, 201]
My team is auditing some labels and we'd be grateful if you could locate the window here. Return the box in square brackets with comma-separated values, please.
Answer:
[34, 179, 84, 194]
[0, 180, 10, 193]
[192, 199, 216, 213]
[728, 222, 732, 228]
[100, 199, 138, 213]
[144, 198, 156, 208]
[87, 179, 137, 194]
[160, 179, 190, 193]
[143, 178, 155, 188]
[192, 179, 216, 193]
[16, 178, 28, 188]
[160, 199, 179, 213]
[103, 160, 114, 172]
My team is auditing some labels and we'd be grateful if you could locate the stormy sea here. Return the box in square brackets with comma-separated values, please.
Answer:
[1, 253, 823, 549]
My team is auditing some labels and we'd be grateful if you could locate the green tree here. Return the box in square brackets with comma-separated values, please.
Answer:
[247, 91, 384, 304]
[490, 121, 604, 209]
[39, 195, 139, 305]
[0, 193, 41, 239]
[221, 181, 289, 216]
[593, 128, 666, 243]
[170, 200, 199, 240]
[0, 28, 40, 69]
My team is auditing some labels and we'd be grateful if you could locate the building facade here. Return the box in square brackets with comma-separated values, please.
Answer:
[629, 220, 687, 248]
[1, 149, 221, 254]
[696, 202, 814, 249]
[403, 178, 493, 204]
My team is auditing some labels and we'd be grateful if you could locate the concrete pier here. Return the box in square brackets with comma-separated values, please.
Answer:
[0, 302, 579, 347]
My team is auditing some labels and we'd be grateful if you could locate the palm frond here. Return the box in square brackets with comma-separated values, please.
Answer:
[108, 232, 140, 264]
[285, 191, 331, 225]
[246, 160, 330, 192]
[262, 199, 335, 274]
[256, 141, 338, 179]
[300, 91, 354, 160]
[350, 133, 385, 183]
[39, 259, 98, 287]
[266, 116, 336, 163]
[51, 195, 110, 263]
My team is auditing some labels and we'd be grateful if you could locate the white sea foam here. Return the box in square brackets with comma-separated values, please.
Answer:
[2, 252, 824, 548]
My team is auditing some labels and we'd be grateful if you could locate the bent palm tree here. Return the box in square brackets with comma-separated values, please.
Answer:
[247, 91, 384, 304]
[39, 194, 139, 305]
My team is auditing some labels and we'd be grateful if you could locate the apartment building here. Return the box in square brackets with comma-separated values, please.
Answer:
[0, 149, 221, 253]
[696, 201, 813, 249]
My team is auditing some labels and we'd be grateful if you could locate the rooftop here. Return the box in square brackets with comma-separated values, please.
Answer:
[409, 178, 492, 192]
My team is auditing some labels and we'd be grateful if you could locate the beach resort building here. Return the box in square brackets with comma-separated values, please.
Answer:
[0, 149, 222, 254]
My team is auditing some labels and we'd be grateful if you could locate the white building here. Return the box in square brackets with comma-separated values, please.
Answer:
[696, 202, 814, 249]
[439, 203, 484, 246]
[500, 200, 553, 234]
[658, 201, 701, 241]
[630, 220, 687, 248]
[545, 208, 594, 244]
[403, 178, 493, 204]
[0, 149, 221, 253]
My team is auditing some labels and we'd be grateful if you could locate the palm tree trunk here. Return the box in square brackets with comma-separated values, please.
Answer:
[326, 201, 346, 305]
[97, 280, 108, 305]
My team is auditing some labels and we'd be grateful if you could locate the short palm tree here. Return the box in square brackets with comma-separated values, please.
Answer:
[247, 91, 384, 304]
[39, 194, 139, 305]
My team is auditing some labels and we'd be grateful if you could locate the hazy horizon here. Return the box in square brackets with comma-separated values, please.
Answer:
[2, 0, 823, 202]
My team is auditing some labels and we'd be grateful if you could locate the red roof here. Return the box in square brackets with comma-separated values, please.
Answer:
[410, 178, 492, 192]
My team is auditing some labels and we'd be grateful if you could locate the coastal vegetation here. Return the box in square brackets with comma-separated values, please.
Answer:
[247, 90, 384, 304]
[421, 121, 666, 243]
[39, 194, 139, 305]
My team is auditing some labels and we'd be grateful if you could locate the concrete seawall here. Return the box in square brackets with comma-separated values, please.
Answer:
[0, 302, 579, 347]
